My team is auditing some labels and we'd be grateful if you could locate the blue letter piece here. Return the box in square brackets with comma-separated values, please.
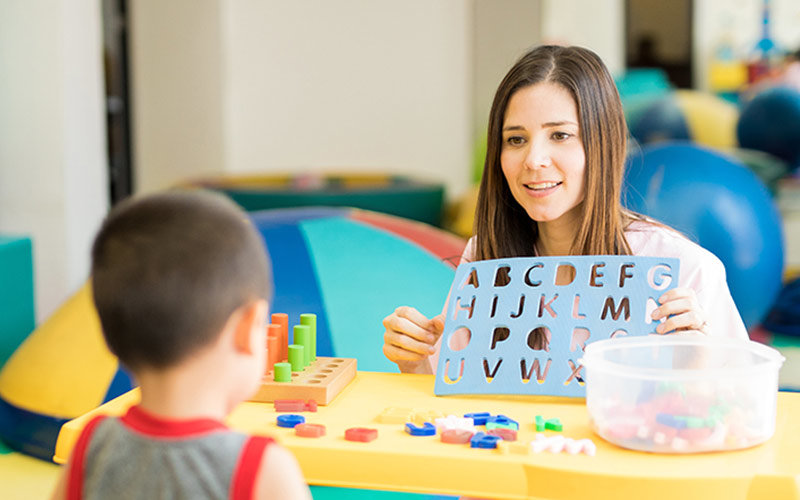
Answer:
[405, 422, 437, 436]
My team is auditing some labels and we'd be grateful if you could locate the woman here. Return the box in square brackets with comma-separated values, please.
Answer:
[382, 45, 747, 375]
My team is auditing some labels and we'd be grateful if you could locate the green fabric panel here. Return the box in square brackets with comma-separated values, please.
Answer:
[0, 236, 35, 368]
[770, 334, 800, 349]
[300, 218, 454, 373]
[221, 187, 444, 227]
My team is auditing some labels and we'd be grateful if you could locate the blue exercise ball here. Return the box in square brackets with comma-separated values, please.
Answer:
[628, 91, 739, 149]
[737, 86, 800, 170]
[624, 142, 784, 329]
[628, 94, 691, 145]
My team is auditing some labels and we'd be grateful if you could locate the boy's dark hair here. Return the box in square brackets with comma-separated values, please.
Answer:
[91, 190, 272, 371]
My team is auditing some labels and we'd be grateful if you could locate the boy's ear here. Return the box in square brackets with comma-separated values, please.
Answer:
[233, 299, 268, 355]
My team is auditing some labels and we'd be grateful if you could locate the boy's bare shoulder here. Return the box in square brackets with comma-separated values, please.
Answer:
[253, 441, 312, 500]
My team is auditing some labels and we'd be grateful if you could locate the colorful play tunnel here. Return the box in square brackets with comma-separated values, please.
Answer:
[0, 207, 464, 462]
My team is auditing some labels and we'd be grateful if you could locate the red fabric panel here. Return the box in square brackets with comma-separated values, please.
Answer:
[350, 211, 465, 268]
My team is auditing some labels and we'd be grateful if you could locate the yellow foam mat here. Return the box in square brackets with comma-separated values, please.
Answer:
[56, 372, 800, 499]
[0, 283, 116, 418]
[0, 452, 60, 500]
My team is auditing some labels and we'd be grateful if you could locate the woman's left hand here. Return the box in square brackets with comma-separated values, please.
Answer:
[652, 287, 709, 335]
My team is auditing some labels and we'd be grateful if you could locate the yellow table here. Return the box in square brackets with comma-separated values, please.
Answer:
[55, 372, 800, 499]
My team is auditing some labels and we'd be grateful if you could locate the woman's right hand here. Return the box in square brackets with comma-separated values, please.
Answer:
[382, 306, 445, 374]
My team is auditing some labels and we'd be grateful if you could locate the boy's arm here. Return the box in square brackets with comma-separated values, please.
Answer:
[49, 458, 71, 500]
[49, 415, 107, 500]
[253, 443, 312, 500]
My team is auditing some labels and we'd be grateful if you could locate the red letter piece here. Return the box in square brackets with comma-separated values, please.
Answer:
[274, 399, 318, 412]
[295, 423, 326, 438]
[274, 400, 305, 412]
[345, 427, 378, 442]
[487, 428, 518, 441]
[441, 429, 474, 444]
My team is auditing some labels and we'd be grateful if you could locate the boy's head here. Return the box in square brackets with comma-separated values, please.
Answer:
[91, 190, 272, 373]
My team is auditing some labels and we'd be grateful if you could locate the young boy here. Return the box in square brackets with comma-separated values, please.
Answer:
[51, 190, 312, 500]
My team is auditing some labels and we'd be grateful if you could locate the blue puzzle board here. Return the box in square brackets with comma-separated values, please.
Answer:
[434, 256, 680, 397]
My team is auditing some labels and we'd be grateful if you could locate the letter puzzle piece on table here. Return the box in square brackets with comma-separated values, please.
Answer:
[486, 415, 518, 430]
[295, 423, 326, 438]
[405, 422, 437, 436]
[441, 429, 474, 444]
[375, 407, 413, 424]
[434, 415, 475, 433]
[470, 432, 502, 449]
[487, 428, 517, 441]
[277, 414, 305, 428]
[250, 357, 356, 405]
[345, 427, 378, 442]
[274, 399, 318, 412]
[464, 412, 491, 425]
[435, 256, 679, 397]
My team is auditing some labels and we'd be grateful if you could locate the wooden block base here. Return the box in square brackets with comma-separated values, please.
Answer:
[249, 357, 357, 405]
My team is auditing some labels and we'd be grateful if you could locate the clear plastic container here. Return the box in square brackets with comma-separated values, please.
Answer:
[580, 336, 785, 453]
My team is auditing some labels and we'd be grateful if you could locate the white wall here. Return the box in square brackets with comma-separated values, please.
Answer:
[541, 0, 625, 76]
[132, 0, 473, 201]
[130, 0, 226, 193]
[694, 0, 800, 89]
[473, 0, 543, 139]
[0, 0, 108, 322]
[221, 0, 473, 199]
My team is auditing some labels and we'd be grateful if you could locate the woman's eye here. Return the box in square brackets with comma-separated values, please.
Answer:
[506, 136, 525, 146]
[551, 131, 570, 141]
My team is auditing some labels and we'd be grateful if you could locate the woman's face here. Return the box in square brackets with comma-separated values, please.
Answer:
[500, 82, 586, 227]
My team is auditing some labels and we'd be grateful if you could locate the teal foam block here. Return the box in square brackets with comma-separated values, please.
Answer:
[0, 236, 35, 368]
[300, 217, 455, 373]
[310, 486, 454, 499]
[435, 256, 680, 397]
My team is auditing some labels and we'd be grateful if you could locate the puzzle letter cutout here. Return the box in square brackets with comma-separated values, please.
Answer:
[434, 256, 680, 397]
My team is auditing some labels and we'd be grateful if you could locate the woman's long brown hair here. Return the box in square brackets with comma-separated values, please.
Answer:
[473, 45, 632, 260]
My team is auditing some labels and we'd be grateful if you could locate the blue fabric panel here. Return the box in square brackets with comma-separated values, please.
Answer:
[256, 223, 333, 358]
[0, 395, 65, 462]
[101, 365, 134, 404]
[250, 207, 349, 227]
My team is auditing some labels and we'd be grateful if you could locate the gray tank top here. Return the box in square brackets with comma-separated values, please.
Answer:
[67, 405, 273, 500]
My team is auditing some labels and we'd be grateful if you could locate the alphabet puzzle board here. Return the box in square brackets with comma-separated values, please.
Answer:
[434, 256, 680, 397]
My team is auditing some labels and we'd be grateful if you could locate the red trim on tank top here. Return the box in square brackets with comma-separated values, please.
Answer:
[66, 415, 108, 500]
[120, 405, 228, 438]
[230, 436, 273, 500]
